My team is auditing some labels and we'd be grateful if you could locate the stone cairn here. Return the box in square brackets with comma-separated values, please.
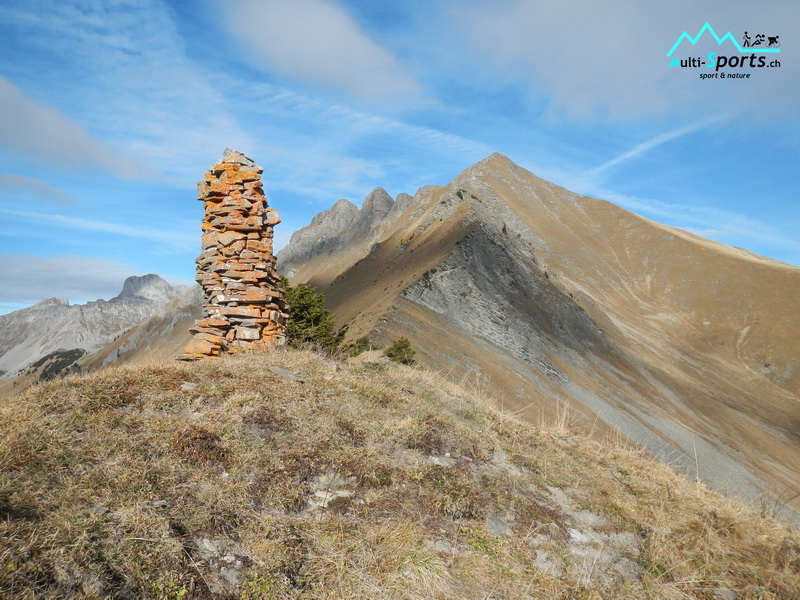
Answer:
[179, 149, 288, 360]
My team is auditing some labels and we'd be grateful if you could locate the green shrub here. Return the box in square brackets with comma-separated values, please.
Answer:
[384, 337, 416, 365]
[344, 336, 375, 357]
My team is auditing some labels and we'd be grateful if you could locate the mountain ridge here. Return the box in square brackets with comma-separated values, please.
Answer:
[277, 152, 800, 513]
[0, 274, 189, 382]
[278, 187, 405, 280]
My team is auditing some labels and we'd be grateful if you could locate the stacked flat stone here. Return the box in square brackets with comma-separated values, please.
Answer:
[179, 148, 288, 360]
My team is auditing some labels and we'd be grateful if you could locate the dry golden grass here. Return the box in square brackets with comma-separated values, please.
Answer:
[1, 348, 798, 599]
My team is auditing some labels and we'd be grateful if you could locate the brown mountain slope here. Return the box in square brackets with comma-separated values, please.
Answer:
[76, 286, 203, 372]
[280, 153, 800, 514]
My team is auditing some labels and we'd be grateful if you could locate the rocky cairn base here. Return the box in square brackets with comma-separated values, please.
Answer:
[179, 149, 288, 360]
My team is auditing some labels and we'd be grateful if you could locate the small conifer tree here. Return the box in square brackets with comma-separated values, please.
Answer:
[279, 276, 348, 352]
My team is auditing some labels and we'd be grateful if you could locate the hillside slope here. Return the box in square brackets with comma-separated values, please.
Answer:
[1, 348, 798, 599]
[0, 274, 189, 382]
[0, 285, 202, 399]
[277, 153, 800, 513]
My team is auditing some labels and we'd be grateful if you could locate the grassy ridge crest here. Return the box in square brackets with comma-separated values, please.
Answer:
[1, 348, 798, 599]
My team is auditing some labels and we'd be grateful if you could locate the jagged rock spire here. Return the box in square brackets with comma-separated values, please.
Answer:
[179, 150, 288, 360]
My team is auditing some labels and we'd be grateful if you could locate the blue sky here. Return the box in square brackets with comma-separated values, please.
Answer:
[0, 0, 798, 314]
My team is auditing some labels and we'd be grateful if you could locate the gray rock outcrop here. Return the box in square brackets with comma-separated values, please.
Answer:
[0, 274, 188, 381]
[276, 187, 400, 278]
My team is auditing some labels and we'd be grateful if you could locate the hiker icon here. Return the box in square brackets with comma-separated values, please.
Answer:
[743, 32, 751, 47]
[767, 35, 780, 48]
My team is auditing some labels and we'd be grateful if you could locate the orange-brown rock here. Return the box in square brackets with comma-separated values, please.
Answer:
[182, 337, 222, 359]
[178, 148, 288, 360]
[196, 317, 229, 328]
[219, 306, 262, 319]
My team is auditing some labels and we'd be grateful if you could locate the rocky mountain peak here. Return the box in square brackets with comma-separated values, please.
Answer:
[349, 187, 394, 235]
[32, 297, 70, 309]
[0, 274, 190, 382]
[277, 188, 403, 279]
[310, 198, 358, 228]
[361, 187, 394, 219]
[113, 274, 185, 303]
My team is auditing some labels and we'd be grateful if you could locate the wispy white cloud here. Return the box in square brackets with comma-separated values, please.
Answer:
[225, 0, 420, 101]
[235, 81, 493, 197]
[0, 2, 254, 184]
[0, 208, 195, 246]
[0, 174, 77, 206]
[582, 114, 732, 179]
[262, 149, 387, 203]
[0, 254, 149, 305]
[0, 76, 156, 179]
[0, 0, 795, 281]
[256, 83, 493, 156]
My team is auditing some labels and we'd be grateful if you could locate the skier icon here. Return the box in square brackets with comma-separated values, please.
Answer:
[767, 35, 780, 48]
[752, 33, 765, 47]
[742, 31, 751, 47]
